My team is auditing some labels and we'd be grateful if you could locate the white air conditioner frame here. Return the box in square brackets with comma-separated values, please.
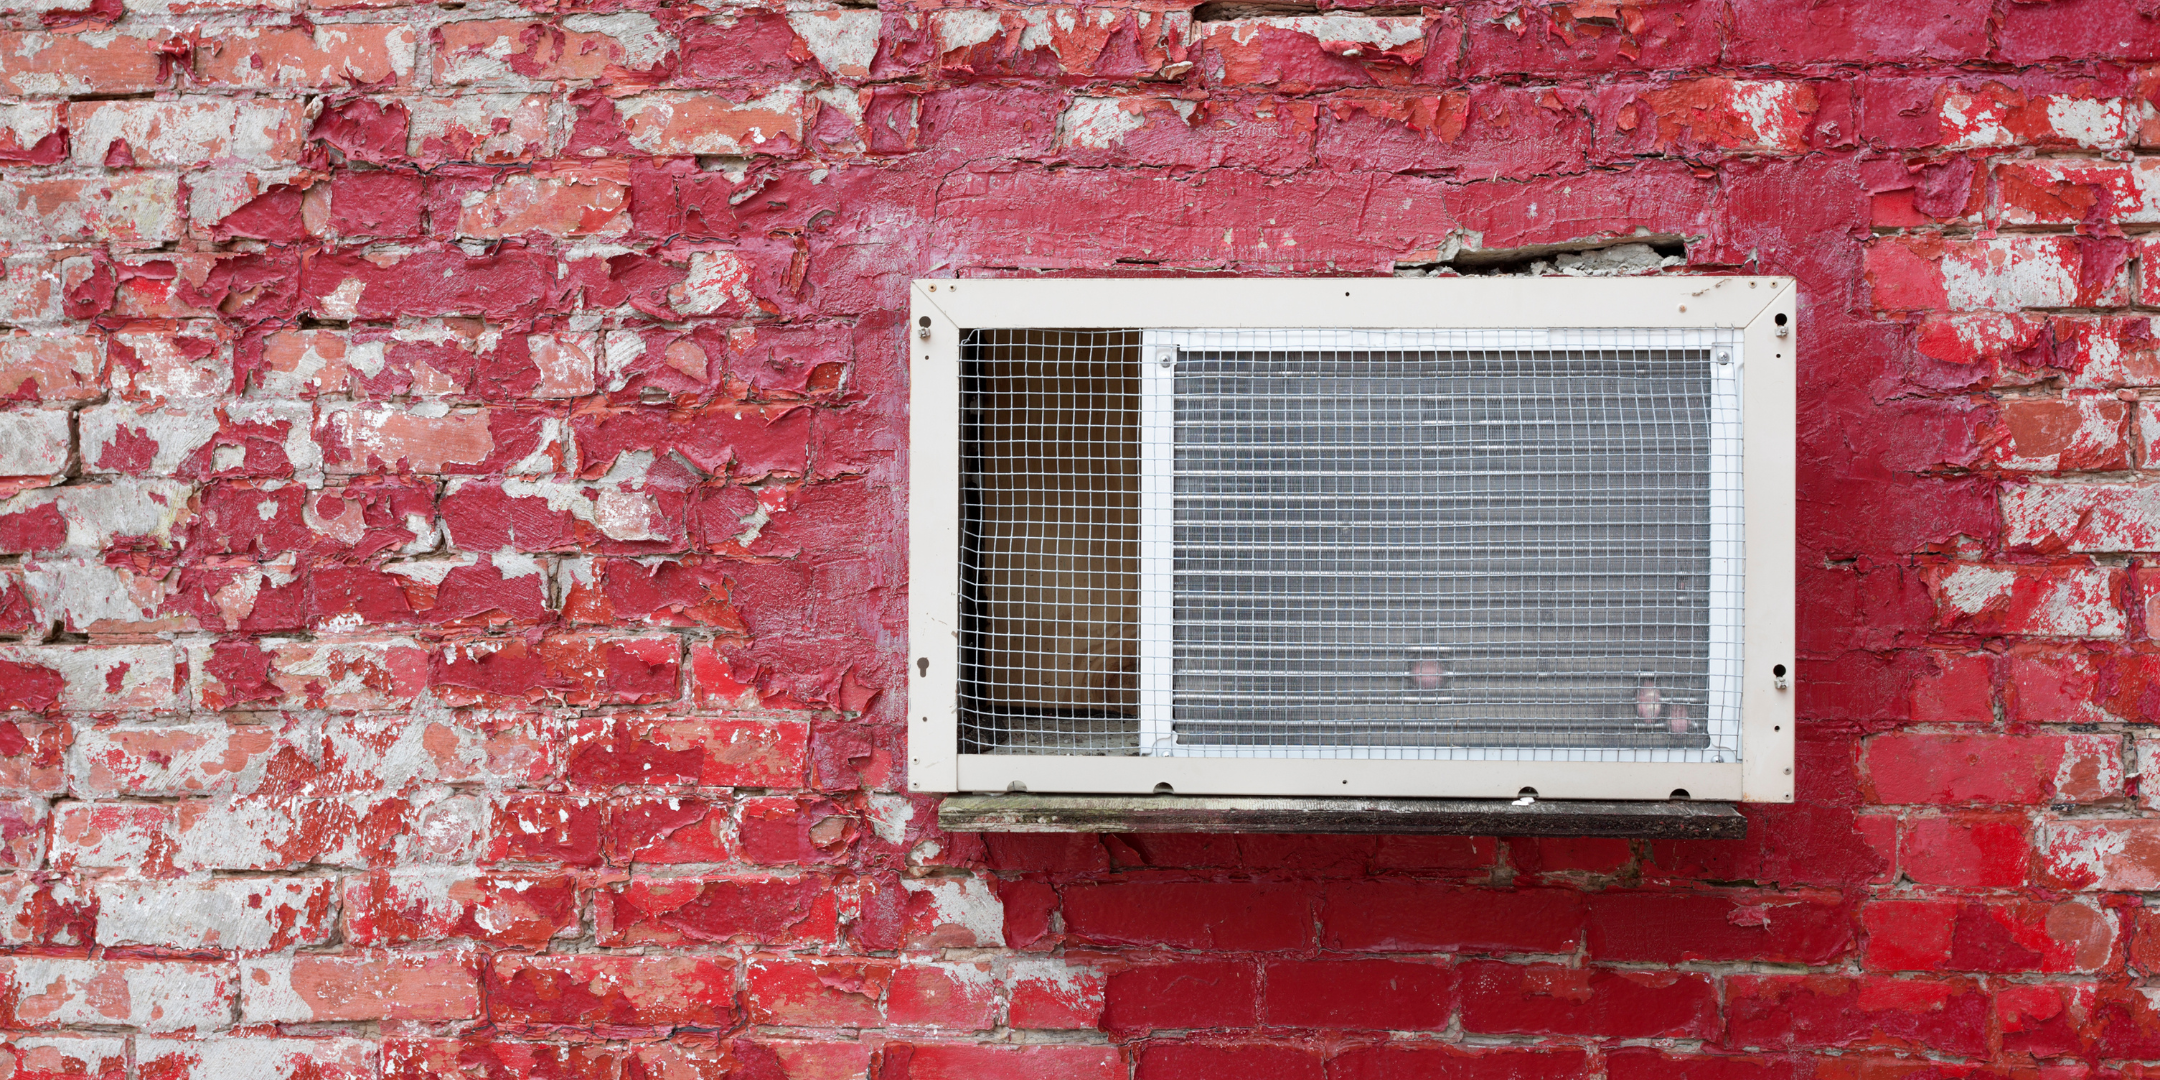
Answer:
[907, 277, 1797, 803]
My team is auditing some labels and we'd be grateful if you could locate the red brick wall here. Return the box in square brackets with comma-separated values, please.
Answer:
[0, 0, 2156, 1075]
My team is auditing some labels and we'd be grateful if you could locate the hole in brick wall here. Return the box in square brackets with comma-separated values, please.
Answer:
[1397, 235, 1690, 278]
[1194, 0, 1426, 18]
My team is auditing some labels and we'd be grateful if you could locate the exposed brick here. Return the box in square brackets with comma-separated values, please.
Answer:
[616, 90, 808, 156]
[68, 100, 310, 167]
[241, 952, 482, 1022]
[138, 1038, 375, 1080]
[0, 32, 166, 94]
[0, 333, 103, 403]
[2040, 818, 2160, 890]
[1869, 236, 2133, 312]
[434, 17, 676, 84]
[2, 958, 233, 1031]
[1925, 563, 2125, 638]
[0, 1037, 127, 1080]
[2006, 483, 2160, 554]
[94, 877, 334, 951]
[1983, 393, 2131, 471]
[747, 956, 887, 1027]
[0, 0, 2147, 1067]
[195, 25, 419, 87]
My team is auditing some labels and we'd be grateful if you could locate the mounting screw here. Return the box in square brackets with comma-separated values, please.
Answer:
[1716, 352, 1731, 365]
[917, 315, 932, 340]
[1158, 350, 1174, 368]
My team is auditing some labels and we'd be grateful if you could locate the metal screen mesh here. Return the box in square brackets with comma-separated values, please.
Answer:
[957, 330, 1142, 753]
[958, 327, 1742, 763]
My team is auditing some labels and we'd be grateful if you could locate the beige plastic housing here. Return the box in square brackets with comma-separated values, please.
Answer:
[907, 277, 1797, 802]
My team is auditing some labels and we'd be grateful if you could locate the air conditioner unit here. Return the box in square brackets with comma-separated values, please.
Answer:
[908, 278, 1794, 803]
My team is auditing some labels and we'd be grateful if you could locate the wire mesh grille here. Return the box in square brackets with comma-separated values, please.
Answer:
[958, 327, 1743, 763]
[958, 330, 1143, 753]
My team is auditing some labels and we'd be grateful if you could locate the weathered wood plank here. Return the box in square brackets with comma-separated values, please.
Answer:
[937, 794, 1746, 838]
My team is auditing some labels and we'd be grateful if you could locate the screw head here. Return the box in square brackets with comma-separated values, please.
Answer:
[1158, 351, 1174, 367]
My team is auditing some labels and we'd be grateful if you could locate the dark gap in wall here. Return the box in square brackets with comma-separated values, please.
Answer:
[1192, 1, 1427, 18]
[1399, 235, 1689, 277]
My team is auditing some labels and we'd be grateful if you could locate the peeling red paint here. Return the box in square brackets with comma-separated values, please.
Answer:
[0, 0, 2147, 1070]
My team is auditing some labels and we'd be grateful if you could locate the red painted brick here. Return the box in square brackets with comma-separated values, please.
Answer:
[342, 870, 579, 948]
[739, 795, 856, 865]
[1997, 981, 2099, 1059]
[1999, 0, 2160, 62]
[1586, 891, 1854, 965]
[486, 794, 605, 867]
[489, 955, 734, 1027]
[1863, 732, 2123, 805]
[1134, 1042, 1324, 1080]
[1605, 1049, 1798, 1080]
[1101, 961, 1259, 1034]
[885, 961, 997, 1030]
[0, 0, 2148, 1065]
[597, 874, 839, 946]
[747, 956, 888, 1027]
[1331, 1045, 1595, 1080]
[432, 633, 680, 708]
[1723, 974, 1990, 1055]
[607, 795, 736, 864]
[1861, 897, 2116, 974]
[1900, 812, 2032, 887]
[1261, 959, 1453, 1030]
[1983, 393, 2132, 472]
[1458, 961, 1718, 1039]
[882, 1044, 1124, 1080]
[1006, 959, 1105, 1030]
[1062, 882, 1314, 950]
